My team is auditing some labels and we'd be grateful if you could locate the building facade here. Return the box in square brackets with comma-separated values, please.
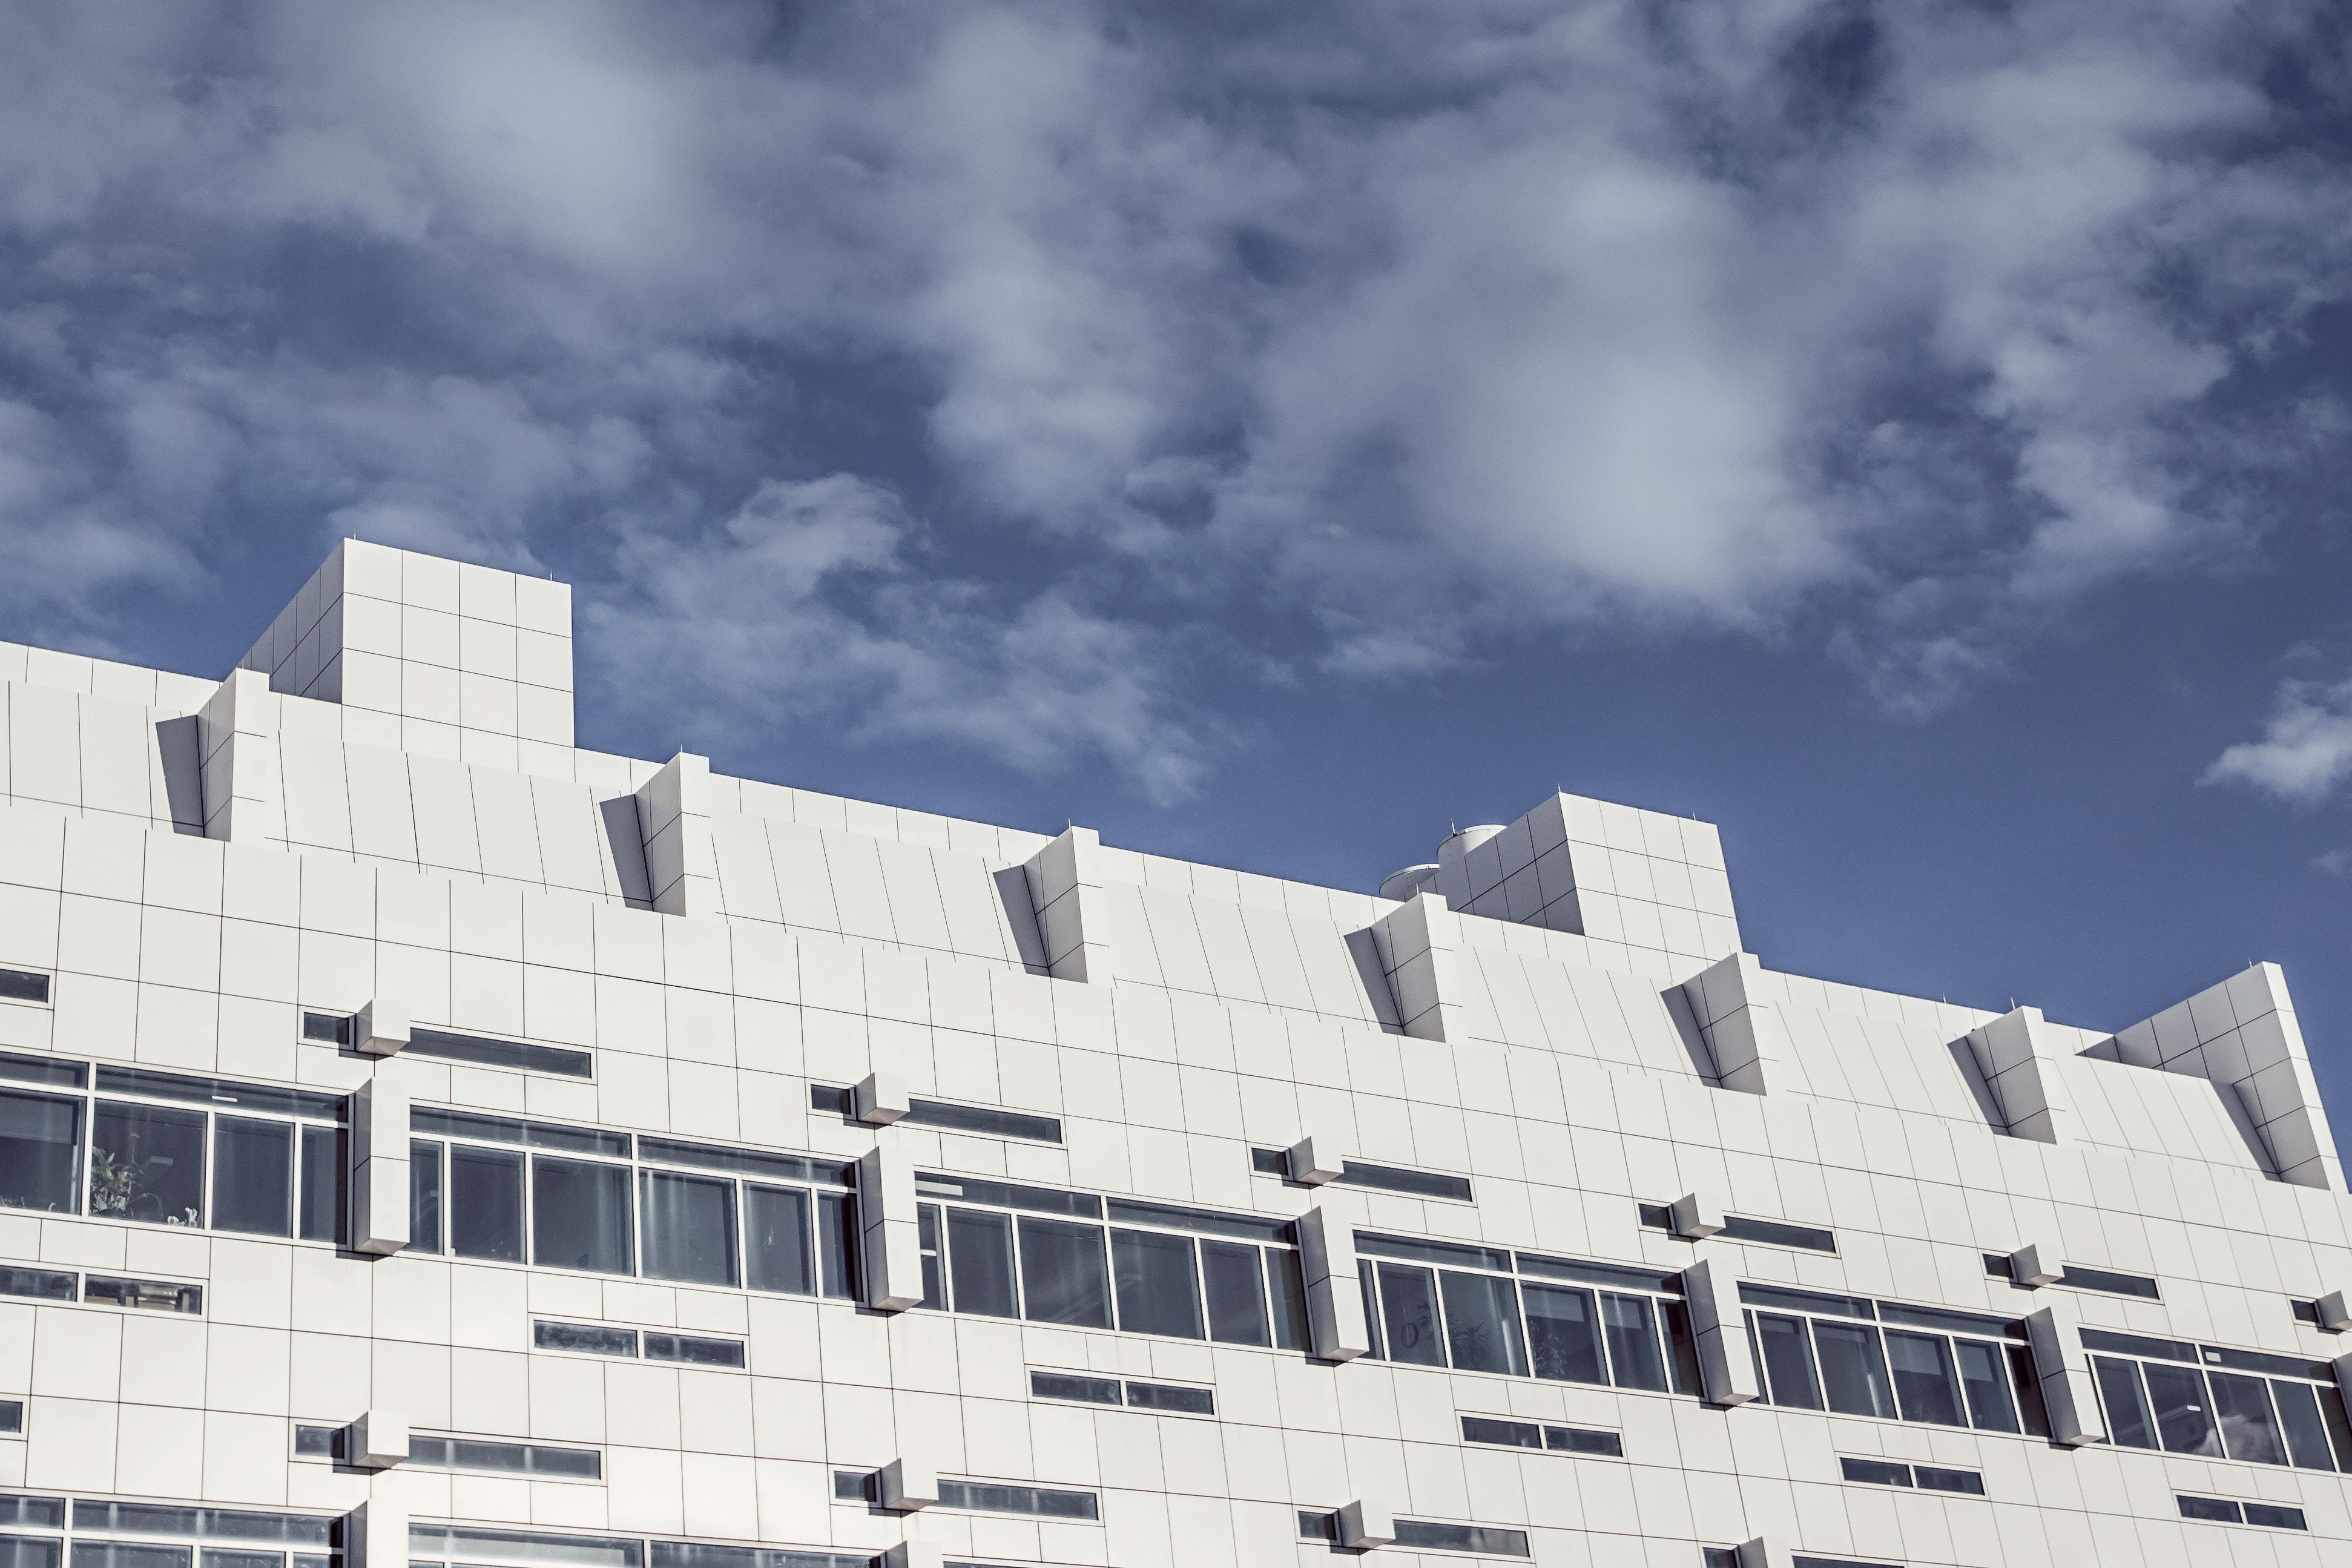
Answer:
[0, 539, 2345, 1568]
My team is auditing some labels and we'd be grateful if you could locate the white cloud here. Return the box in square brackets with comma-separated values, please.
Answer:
[2205, 677, 2352, 805]
[0, 1, 2345, 791]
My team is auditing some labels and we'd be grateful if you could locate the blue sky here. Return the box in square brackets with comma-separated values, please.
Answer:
[4, 4, 2351, 1142]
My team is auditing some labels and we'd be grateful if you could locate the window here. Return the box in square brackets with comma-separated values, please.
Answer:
[1390, 1521, 1530, 1557]
[89, 1103, 205, 1227]
[0, 969, 48, 1004]
[1743, 1286, 2026, 1436]
[0, 1399, 21, 1433]
[1914, 1466, 1985, 1495]
[1460, 1415, 1622, 1456]
[2087, 1329, 2350, 1471]
[1839, 1457, 1982, 1494]
[1247, 1148, 1474, 1201]
[1716, 1216, 1837, 1253]
[405, 1027, 592, 1079]
[0, 1268, 76, 1300]
[1358, 1236, 1693, 1394]
[643, 1332, 745, 1368]
[810, 1085, 1063, 1144]
[0, 1088, 80, 1214]
[932, 1481, 1099, 1521]
[41, 1498, 338, 1568]
[2056, 1264, 2159, 1299]
[535, 1322, 641, 1357]
[2178, 1496, 2239, 1524]
[401, 1435, 603, 1480]
[1121, 1379, 1214, 1415]
[1029, 1371, 1122, 1406]
[408, 1526, 639, 1568]
[83, 1276, 202, 1313]
[2244, 1502, 2308, 1530]
[410, 1113, 856, 1297]
[530, 1321, 743, 1367]
[911, 1175, 1309, 1348]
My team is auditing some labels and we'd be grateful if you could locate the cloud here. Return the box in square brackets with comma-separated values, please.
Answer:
[0, 1, 2347, 791]
[2205, 676, 2352, 805]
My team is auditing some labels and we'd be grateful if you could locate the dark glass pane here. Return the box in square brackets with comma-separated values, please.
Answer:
[1953, 1339, 2019, 1432]
[1390, 1522, 1528, 1556]
[1030, 1371, 1121, 1405]
[1439, 1270, 1527, 1375]
[1461, 1415, 1543, 1448]
[0, 1087, 79, 1213]
[1811, 1321, 1895, 1418]
[644, 1332, 745, 1367]
[297, 1125, 344, 1244]
[1357, 1258, 1384, 1358]
[211, 1116, 292, 1237]
[1267, 1248, 1309, 1351]
[1661, 1299, 1703, 1395]
[409, 1139, 443, 1254]
[0, 1540, 58, 1568]
[947, 1207, 1018, 1318]
[1913, 1465, 1986, 1495]
[2176, 1495, 2239, 1523]
[1377, 1263, 1444, 1366]
[2209, 1371, 2286, 1464]
[2009, 1345, 2051, 1437]
[71, 1547, 188, 1568]
[1201, 1240, 1270, 1346]
[1547, 1425, 1623, 1456]
[743, 1184, 814, 1296]
[815, 1191, 857, 1299]
[2144, 1363, 2222, 1456]
[448, 1145, 523, 1262]
[89, 1101, 205, 1227]
[1883, 1330, 1966, 1426]
[1756, 1313, 1823, 1409]
[1017, 1216, 1110, 1328]
[1124, 1380, 1213, 1414]
[202, 1551, 285, 1568]
[2243, 1502, 2307, 1530]
[2093, 1357, 2154, 1448]
[1110, 1228, 1202, 1338]
[917, 1204, 944, 1309]
[639, 1170, 737, 1286]
[1524, 1283, 1606, 1384]
[2322, 1383, 2352, 1470]
[534, 1321, 637, 1356]
[532, 1158, 633, 1274]
[2270, 1380, 2336, 1471]
[1839, 1457, 1911, 1486]
[1601, 1292, 1667, 1391]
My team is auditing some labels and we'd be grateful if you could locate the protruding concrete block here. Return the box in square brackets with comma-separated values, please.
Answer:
[1336, 1500, 1394, 1551]
[1286, 1135, 1344, 1186]
[1369, 891, 1468, 1041]
[636, 751, 719, 918]
[1681, 953, 1785, 1095]
[2024, 1299, 2106, 1446]
[1027, 825, 1109, 983]
[1735, 1540, 1793, 1568]
[854, 1072, 909, 1127]
[2316, 1289, 2351, 1333]
[858, 1145, 923, 1313]
[1968, 1006, 2079, 1144]
[345, 1498, 406, 1568]
[352, 1410, 408, 1469]
[880, 1544, 942, 1568]
[1670, 1191, 1725, 1242]
[879, 1457, 936, 1512]
[1297, 1205, 1371, 1362]
[356, 997, 409, 1057]
[2009, 1243, 2061, 1289]
[1683, 1256, 1761, 1406]
[352, 1078, 410, 1257]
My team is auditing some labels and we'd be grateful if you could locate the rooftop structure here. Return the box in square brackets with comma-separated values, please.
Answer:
[0, 539, 2345, 1567]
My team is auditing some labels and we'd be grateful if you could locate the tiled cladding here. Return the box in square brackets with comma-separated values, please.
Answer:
[0, 540, 2347, 1567]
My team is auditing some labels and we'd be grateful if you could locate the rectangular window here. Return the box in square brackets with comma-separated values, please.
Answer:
[815, 1191, 858, 1299]
[1811, 1321, 1895, 1418]
[2094, 1357, 2155, 1448]
[2058, 1265, 2159, 1299]
[638, 1170, 737, 1286]
[1952, 1338, 2019, 1432]
[946, 1207, 1018, 1318]
[1524, 1283, 1607, 1385]
[1268, 1247, 1310, 1351]
[1124, 1380, 1214, 1415]
[1755, 1313, 1823, 1409]
[900, 1099, 1062, 1144]
[2269, 1378, 2340, 1471]
[917, 1204, 944, 1309]
[2207, 1371, 2285, 1465]
[84, 1276, 202, 1313]
[0, 1088, 80, 1213]
[297, 1125, 344, 1244]
[1357, 1258, 1383, 1359]
[1389, 1520, 1530, 1557]
[448, 1145, 524, 1261]
[407, 1527, 639, 1568]
[639, 1137, 849, 1188]
[2176, 1495, 2241, 1523]
[292, 1425, 343, 1458]
[0, 1550, 60, 1568]
[300, 1011, 348, 1044]
[406, 1435, 603, 1479]
[1547, 1426, 1622, 1456]
[405, 1027, 592, 1079]
[1030, 1371, 1122, 1406]
[1200, 1239, 1270, 1346]
[1105, 1197, 1293, 1244]
[0, 1398, 21, 1432]
[415, 1108, 631, 1159]
[1599, 1292, 1667, 1391]
[211, 1116, 292, 1237]
[0, 1267, 75, 1300]
[1461, 1415, 1543, 1449]
[932, 1481, 1099, 1521]
[1440, 1270, 1529, 1377]
[1883, 1329, 1965, 1426]
[409, 1139, 443, 1254]
[1839, 1457, 1911, 1487]
[2244, 1502, 2307, 1530]
[1376, 1262, 1444, 1366]
[743, 1183, 814, 1296]
[0, 1498, 64, 1529]
[71, 1544, 188, 1568]
[916, 1172, 1100, 1219]
[532, 1157, 633, 1274]
[1110, 1228, 1202, 1339]
[2143, 1362, 2222, 1455]
[1335, 1160, 1474, 1203]
[534, 1321, 640, 1356]
[1017, 1216, 1110, 1328]
[643, 1332, 745, 1368]
[1718, 1216, 1837, 1253]
[1913, 1465, 1986, 1495]
[0, 969, 50, 1004]
[89, 1101, 206, 1227]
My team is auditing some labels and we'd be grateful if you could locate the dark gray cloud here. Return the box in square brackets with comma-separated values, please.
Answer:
[1, 0, 2345, 797]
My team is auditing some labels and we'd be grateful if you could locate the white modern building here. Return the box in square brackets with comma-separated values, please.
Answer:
[0, 539, 2345, 1568]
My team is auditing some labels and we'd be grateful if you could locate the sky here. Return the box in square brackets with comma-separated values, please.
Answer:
[3, 3, 2351, 1147]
